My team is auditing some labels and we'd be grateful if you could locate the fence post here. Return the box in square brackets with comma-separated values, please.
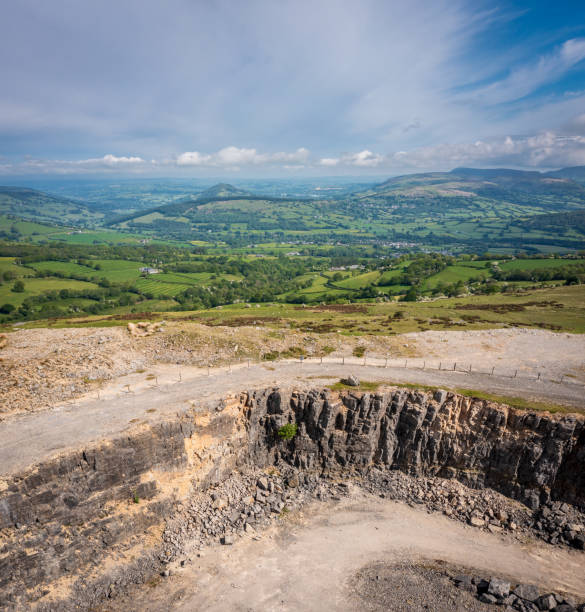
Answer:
[364, 356, 366, 366]
[491, 366, 494, 376]
[207, 366, 210, 376]
[453, 362, 456, 371]
[560, 375, 565, 384]
[342, 356, 345, 365]
[247, 359, 250, 368]
[423, 361, 425, 370]
[404, 359, 407, 368]
[469, 364, 472, 373]
[537, 372, 541, 381]
[514, 370, 517, 378]
[320, 356, 323, 365]
[439, 362, 441, 370]
[385, 358, 388, 368]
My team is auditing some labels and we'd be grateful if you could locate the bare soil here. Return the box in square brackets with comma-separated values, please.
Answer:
[115, 494, 585, 611]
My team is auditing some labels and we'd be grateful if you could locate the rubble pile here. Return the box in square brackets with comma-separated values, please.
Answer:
[452, 574, 585, 611]
[160, 467, 585, 566]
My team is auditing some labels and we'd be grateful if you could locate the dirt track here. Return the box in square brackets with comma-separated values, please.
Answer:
[1, 324, 584, 419]
[1, 325, 584, 477]
[1, 358, 584, 477]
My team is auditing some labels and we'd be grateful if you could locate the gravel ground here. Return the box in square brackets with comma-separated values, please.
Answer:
[112, 493, 585, 612]
[350, 561, 487, 611]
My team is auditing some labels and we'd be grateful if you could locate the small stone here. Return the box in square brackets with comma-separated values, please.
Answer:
[221, 535, 234, 545]
[453, 575, 474, 592]
[514, 584, 540, 602]
[342, 375, 359, 387]
[488, 523, 503, 534]
[469, 516, 485, 528]
[479, 593, 497, 604]
[536, 594, 558, 610]
[488, 577, 510, 599]
[212, 498, 227, 510]
[257, 477, 269, 491]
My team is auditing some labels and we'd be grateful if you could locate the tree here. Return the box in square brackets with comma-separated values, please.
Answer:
[0, 303, 15, 314]
[11, 280, 25, 293]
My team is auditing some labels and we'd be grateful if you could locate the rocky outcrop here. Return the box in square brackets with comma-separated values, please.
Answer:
[246, 388, 585, 509]
[0, 386, 583, 610]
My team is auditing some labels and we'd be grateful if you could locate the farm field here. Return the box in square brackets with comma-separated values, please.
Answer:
[0, 277, 99, 306]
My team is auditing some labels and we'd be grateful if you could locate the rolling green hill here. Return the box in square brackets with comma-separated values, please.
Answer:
[5, 168, 585, 253]
[0, 187, 102, 227]
[545, 165, 585, 184]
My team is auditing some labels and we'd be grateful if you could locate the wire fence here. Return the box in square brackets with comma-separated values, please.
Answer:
[183, 354, 583, 389]
[81, 353, 584, 404]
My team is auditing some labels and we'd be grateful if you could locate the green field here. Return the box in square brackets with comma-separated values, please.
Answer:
[0, 277, 99, 306]
[423, 264, 484, 289]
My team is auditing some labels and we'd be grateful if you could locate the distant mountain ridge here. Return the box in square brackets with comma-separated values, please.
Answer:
[365, 166, 585, 203]
[545, 166, 585, 183]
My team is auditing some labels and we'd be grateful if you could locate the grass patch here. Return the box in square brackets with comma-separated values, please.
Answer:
[454, 388, 575, 414]
[330, 380, 382, 392]
[328, 380, 577, 413]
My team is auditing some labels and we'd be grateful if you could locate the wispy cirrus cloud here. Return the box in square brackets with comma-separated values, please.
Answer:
[461, 38, 585, 106]
[1, 1, 585, 176]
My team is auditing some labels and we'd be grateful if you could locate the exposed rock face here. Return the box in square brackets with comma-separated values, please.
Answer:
[245, 388, 585, 510]
[0, 386, 584, 610]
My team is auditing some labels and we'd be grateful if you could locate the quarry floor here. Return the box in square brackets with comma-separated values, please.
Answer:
[1, 358, 584, 477]
[116, 494, 585, 611]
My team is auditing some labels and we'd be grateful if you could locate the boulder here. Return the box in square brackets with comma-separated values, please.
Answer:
[341, 375, 360, 387]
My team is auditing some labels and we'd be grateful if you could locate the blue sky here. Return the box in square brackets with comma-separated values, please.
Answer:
[1, 0, 585, 177]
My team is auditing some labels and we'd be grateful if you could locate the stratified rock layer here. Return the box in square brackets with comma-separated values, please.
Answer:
[0, 387, 583, 610]
[246, 388, 585, 509]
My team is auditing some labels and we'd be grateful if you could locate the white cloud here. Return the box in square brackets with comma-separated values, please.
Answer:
[386, 132, 585, 170]
[344, 150, 384, 167]
[176, 151, 212, 166]
[318, 157, 339, 166]
[0, 154, 150, 175]
[95, 154, 144, 165]
[176, 146, 310, 167]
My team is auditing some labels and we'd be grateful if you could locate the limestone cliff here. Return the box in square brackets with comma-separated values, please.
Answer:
[0, 386, 583, 610]
[246, 388, 585, 509]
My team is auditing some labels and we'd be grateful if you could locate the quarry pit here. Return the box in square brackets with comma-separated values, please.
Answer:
[1, 326, 584, 611]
